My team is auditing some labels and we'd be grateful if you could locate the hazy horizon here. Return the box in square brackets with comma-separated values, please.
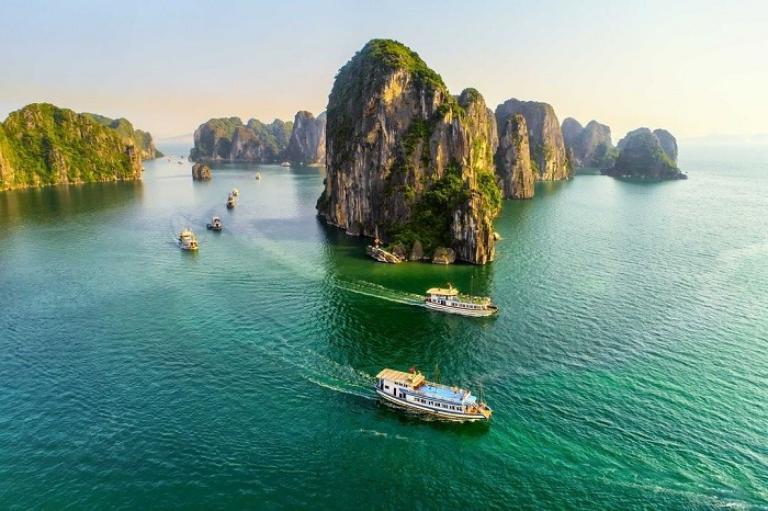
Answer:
[2, 0, 766, 141]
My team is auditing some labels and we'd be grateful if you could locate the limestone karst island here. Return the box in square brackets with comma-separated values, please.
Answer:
[2, 2, 766, 510]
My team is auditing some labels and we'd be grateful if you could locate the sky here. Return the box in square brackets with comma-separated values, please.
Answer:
[1, 0, 766, 142]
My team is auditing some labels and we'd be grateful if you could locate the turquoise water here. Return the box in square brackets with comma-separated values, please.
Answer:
[1, 145, 767, 509]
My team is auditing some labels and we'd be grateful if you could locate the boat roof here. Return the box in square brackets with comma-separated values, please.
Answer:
[418, 383, 476, 404]
[376, 368, 425, 387]
[427, 287, 458, 296]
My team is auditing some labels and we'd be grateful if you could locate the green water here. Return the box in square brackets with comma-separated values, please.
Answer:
[1, 146, 767, 509]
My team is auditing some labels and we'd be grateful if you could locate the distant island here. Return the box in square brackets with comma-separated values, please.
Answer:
[285, 111, 326, 166]
[603, 128, 685, 180]
[189, 111, 326, 165]
[189, 117, 292, 163]
[561, 118, 617, 169]
[0, 103, 155, 191]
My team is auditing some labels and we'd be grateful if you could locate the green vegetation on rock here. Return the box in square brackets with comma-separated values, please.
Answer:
[326, 39, 460, 155]
[190, 117, 293, 162]
[604, 128, 685, 180]
[363, 39, 448, 92]
[389, 163, 469, 253]
[83, 113, 162, 160]
[0, 103, 142, 190]
[320, 39, 500, 264]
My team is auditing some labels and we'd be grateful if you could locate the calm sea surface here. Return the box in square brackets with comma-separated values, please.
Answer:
[1, 144, 766, 510]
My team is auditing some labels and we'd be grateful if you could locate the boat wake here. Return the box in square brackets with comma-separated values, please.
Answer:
[357, 428, 423, 443]
[305, 376, 373, 400]
[274, 344, 376, 400]
[333, 280, 424, 307]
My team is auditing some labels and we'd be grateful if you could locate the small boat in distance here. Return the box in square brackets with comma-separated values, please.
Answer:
[424, 284, 498, 317]
[375, 368, 492, 422]
[226, 193, 237, 209]
[206, 216, 223, 231]
[255, 172, 261, 180]
[280, 161, 291, 167]
[178, 228, 199, 251]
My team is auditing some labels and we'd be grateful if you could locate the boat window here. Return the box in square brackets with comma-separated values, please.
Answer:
[384, 385, 389, 390]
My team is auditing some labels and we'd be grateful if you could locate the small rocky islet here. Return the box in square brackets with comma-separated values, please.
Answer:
[0, 39, 686, 264]
[603, 128, 685, 180]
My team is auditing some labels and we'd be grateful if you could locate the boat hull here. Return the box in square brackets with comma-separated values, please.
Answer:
[424, 301, 497, 317]
[376, 389, 489, 422]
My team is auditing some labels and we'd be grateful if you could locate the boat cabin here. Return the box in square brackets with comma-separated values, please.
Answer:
[376, 368, 425, 400]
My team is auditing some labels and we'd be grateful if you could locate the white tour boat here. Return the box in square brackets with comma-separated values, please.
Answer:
[178, 228, 199, 251]
[424, 284, 498, 317]
[375, 368, 492, 422]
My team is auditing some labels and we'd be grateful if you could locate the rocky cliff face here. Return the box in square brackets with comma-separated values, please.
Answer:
[83, 113, 163, 160]
[653, 128, 678, 164]
[495, 113, 534, 199]
[605, 128, 685, 180]
[285, 111, 326, 165]
[495, 99, 571, 181]
[317, 39, 501, 264]
[560, 118, 583, 150]
[561, 117, 617, 168]
[189, 117, 293, 162]
[0, 103, 142, 191]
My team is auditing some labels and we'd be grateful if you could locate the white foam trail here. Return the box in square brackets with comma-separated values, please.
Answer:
[334, 280, 425, 307]
[306, 377, 374, 400]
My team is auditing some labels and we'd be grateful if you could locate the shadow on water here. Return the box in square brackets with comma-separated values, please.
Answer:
[534, 177, 574, 197]
[0, 181, 143, 229]
[316, 219, 495, 296]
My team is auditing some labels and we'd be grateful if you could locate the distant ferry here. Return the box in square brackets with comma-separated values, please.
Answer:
[375, 368, 492, 422]
[424, 284, 498, 317]
[178, 228, 199, 251]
